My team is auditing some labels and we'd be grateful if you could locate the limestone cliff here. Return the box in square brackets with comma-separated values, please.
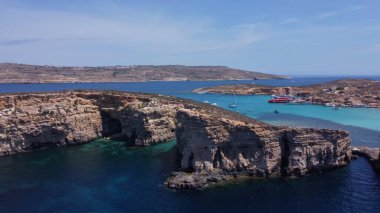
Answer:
[166, 108, 351, 189]
[0, 91, 180, 154]
[0, 91, 352, 189]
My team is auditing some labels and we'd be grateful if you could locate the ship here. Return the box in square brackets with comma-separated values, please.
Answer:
[268, 95, 294, 103]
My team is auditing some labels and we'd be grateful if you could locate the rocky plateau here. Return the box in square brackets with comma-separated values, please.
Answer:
[0, 90, 362, 189]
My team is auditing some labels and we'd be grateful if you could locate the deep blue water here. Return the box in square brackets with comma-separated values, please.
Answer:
[0, 76, 379, 212]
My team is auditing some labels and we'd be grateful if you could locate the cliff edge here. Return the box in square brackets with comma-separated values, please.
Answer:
[0, 91, 352, 189]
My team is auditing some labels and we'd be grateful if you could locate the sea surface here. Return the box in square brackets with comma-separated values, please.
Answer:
[0, 76, 379, 212]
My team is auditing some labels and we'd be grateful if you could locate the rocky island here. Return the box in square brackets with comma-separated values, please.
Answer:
[194, 79, 380, 108]
[0, 63, 285, 83]
[0, 90, 358, 189]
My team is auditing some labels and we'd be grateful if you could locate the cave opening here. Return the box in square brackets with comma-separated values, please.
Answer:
[100, 111, 123, 138]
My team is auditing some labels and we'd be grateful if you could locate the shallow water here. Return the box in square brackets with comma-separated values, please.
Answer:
[0, 77, 379, 212]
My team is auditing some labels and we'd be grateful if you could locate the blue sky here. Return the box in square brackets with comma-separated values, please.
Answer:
[1, 0, 380, 75]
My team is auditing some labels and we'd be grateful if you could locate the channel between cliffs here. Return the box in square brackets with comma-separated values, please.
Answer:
[0, 91, 352, 189]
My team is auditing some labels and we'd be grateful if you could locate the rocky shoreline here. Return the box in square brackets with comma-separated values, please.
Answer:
[194, 79, 380, 108]
[0, 90, 370, 189]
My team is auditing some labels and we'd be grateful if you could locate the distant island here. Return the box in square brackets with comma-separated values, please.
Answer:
[0, 63, 286, 83]
[194, 79, 380, 108]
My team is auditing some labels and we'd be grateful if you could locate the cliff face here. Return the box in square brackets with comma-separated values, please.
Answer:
[0, 91, 352, 189]
[0, 91, 179, 154]
[166, 109, 351, 189]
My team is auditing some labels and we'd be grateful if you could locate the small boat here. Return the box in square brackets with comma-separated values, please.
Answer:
[229, 95, 237, 108]
[332, 107, 341, 110]
[203, 100, 210, 104]
[211, 103, 218, 106]
[229, 103, 237, 108]
[268, 96, 293, 103]
[274, 110, 279, 114]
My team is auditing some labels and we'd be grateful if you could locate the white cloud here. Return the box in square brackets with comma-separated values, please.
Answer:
[279, 18, 300, 25]
[316, 5, 367, 20]
[0, 4, 266, 61]
[317, 12, 339, 19]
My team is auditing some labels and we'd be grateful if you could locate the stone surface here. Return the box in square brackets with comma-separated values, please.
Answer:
[0, 91, 352, 189]
[166, 108, 351, 189]
[0, 91, 180, 155]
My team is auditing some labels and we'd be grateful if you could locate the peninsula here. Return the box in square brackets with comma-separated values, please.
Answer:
[0, 90, 355, 189]
[194, 79, 380, 108]
[0, 63, 285, 83]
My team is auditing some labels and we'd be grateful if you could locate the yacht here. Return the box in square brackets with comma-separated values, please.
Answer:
[229, 95, 237, 108]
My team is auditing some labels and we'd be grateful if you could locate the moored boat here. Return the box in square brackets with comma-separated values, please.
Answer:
[268, 95, 294, 103]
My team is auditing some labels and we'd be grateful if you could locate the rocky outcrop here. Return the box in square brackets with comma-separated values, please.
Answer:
[0, 91, 181, 155]
[194, 79, 380, 108]
[352, 146, 380, 173]
[0, 91, 351, 189]
[166, 109, 351, 189]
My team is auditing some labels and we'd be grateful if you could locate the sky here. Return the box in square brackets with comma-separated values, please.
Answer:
[0, 0, 380, 75]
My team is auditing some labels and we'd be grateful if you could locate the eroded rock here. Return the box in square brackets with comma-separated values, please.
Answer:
[0, 91, 352, 189]
[352, 146, 380, 173]
[166, 108, 351, 189]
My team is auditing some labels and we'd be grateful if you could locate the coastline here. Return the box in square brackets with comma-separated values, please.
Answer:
[193, 79, 380, 108]
[0, 90, 354, 189]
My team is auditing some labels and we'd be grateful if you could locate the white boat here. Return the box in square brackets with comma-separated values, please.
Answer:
[229, 95, 237, 108]
[203, 100, 210, 104]
[211, 103, 218, 106]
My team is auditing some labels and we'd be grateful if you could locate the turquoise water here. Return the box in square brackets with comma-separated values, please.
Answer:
[178, 93, 380, 133]
[0, 77, 379, 212]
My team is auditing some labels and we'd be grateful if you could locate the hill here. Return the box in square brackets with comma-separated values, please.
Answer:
[0, 63, 285, 83]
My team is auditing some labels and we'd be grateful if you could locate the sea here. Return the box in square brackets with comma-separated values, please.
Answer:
[0, 76, 379, 212]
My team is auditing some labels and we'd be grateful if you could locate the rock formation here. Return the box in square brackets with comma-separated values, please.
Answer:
[352, 146, 380, 173]
[0, 91, 351, 189]
[194, 79, 380, 108]
[166, 108, 351, 189]
[0, 91, 180, 154]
